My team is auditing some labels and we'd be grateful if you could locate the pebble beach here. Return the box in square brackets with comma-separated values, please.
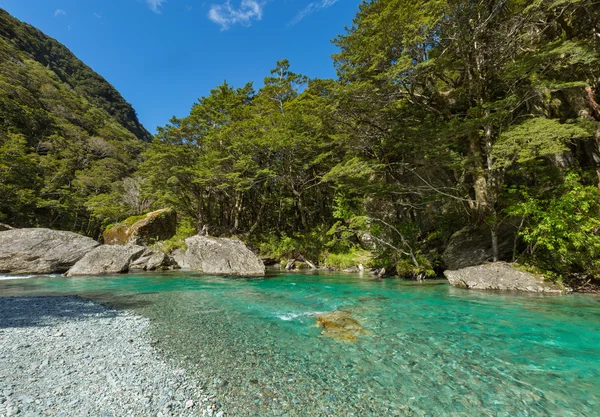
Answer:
[0, 296, 224, 417]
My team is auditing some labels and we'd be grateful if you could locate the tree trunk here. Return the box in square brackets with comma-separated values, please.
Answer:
[469, 134, 488, 211]
[491, 226, 499, 262]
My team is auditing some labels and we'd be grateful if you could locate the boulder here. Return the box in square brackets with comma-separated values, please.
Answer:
[66, 245, 146, 276]
[444, 263, 571, 294]
[442, 221, 520, 270]
[130, 249, 178, 271]
[172, 248, 189, 269]
[0, 228, 100, 274]
[0, 223, 14, 231]
[184, 235, 265, 276]
[103, 208, 177, 246]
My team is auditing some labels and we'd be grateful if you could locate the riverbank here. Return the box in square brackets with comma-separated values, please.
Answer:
[0, 296, 224, 417]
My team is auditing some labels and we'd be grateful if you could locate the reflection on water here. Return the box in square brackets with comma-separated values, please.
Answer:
[1, 271, 599, 416]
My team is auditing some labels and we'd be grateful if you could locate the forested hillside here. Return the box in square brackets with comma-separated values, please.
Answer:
[0, 9, 149, 234]
[2, 1, 600, 285]
[141, 0, 600, 285]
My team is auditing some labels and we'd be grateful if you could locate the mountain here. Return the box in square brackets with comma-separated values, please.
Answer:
[0, 9, 151, 141]
[0, 9, 150, 233]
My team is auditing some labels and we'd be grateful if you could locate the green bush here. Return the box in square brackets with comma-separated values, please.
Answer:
[508, 172, 600, 280]
[323, 249, 372, 270]
[151, 218, 196, 254]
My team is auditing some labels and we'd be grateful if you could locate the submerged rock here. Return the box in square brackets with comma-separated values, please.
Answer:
[0, 228, 100, 274]
[184, 235, 265, 276]
[315, 311, 369, 342]
[103, 208, 177, 246]
[444, 262, 571, 294]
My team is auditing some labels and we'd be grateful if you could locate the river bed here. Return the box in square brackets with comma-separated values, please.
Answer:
[1, 271, 599, 416]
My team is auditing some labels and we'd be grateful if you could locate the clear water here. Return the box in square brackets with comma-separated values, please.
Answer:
[1, 271, 599, 416]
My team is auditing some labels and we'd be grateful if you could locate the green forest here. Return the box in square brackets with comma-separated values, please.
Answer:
[1, 1, 600, 287]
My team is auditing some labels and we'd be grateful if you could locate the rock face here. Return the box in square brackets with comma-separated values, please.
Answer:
[184, 235, 265, 276]
[442, 222, 520, 270]
[0, 228, 100, 274]
[103, 208, 177, 246]
[444, 263, 570, 294]
[66, 245, 177, 276]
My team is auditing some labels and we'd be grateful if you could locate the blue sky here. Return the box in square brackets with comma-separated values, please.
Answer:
[0, 0, 360, 133]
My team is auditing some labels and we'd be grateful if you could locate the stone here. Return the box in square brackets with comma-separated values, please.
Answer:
[129, 249, 178, 271]
[184, 235, 265, 276]
[171, 249, 189, 269]
[444, 262, 571, 294]
[314, 311, 369, 342]
[103, 208, 177, 246]
[66, 245, 146, 276]
[442, 221, 520, 270]
[0, 228, 100, 274]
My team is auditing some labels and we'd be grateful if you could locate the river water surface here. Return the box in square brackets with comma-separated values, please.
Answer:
[1, 271, 599, 416]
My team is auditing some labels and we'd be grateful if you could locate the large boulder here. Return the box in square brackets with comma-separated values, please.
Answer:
[442, 221, 520, 270]
[67, 245, 178, 276]
[130, 249, 178, 271]
[184, 235, 265, 276]
[444, 263, 570, 294]
[103, 208, 177, 246]
[0, 228, 100, 274]
[66, 245, 146, 276]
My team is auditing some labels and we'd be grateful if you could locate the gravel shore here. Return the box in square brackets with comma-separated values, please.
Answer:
[0, 296, 224, 417]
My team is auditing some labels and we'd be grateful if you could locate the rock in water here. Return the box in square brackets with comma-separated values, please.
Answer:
[184, 235, 265, 276]
[103, 208, 177, 246]
[444, 262, 571, 294]
[0, 228, 100, 274]
[130, 248, 178, 271]
[315, 311, 369, 342]
[66, 245, 146, 276]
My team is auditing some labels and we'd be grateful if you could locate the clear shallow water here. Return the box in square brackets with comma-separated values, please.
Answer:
[1, 271, 599, 416]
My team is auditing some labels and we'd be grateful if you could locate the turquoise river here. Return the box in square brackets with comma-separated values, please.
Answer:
[1, 271, 599, 416]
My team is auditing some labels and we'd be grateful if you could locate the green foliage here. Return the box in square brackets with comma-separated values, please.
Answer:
[257, 226, 330, 263]
[152, 219, 196, 254]
[3, 2, 600, 284]
[0, 9, 149, 234]
[323, 249, 372, 270]
[396, 254, 436, 279]
[508, 173, 600, 279]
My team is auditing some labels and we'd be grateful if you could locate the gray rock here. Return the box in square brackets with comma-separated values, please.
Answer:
[130, 249, 178, 271]
[184, 235, 265, 276]
[444, 262, 570, 294]
[66, 245, 146, 276]
[172, 249, 189, 269]
[0, 228, 100, 274]
[442, 221, 520, 270]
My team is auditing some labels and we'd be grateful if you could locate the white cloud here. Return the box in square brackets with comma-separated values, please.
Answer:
[290, 0, 338, 25]
[54, 9, 67, 17]
[94, 12, 103, 19]
[208, 0, 263, 30]
[147, 0, 167, 14]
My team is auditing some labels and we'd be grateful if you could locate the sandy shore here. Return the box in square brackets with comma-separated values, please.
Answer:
[0, 296, 224, 417]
